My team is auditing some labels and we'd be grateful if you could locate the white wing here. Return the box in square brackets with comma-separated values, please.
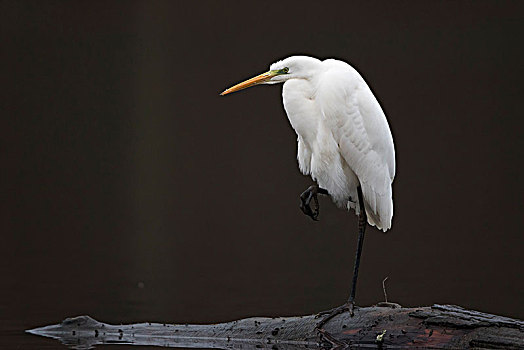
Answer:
[317, 64, 395, 231]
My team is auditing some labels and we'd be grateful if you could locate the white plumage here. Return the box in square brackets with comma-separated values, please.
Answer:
[222, 56, 395, 232]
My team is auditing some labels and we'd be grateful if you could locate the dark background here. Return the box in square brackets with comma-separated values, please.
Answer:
[2, 1, 523, 348]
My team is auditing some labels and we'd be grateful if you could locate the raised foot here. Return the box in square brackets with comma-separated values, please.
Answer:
[315, 302, 355, 331]
[300, 185, 321, 221]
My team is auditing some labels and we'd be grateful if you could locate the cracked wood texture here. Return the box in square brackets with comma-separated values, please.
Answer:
[27, 304, 523, 349]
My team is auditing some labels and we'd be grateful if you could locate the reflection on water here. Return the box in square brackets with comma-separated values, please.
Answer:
[27, 315, 320, 350]
[26, 305, 524, 350]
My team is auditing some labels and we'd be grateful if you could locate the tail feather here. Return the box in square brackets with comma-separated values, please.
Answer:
[361, 183, 393, 232]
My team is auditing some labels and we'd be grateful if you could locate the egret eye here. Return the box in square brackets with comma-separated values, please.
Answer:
[282, 67, 289, 73]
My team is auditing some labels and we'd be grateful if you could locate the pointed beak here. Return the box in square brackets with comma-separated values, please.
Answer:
[220, 70, 277, 96]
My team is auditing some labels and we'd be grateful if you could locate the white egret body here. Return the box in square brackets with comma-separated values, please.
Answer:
[222, 56, 395, 231]
[221, 55, 396, 321]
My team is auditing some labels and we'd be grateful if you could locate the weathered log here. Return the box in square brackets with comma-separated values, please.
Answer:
[27, 304, 523, 349]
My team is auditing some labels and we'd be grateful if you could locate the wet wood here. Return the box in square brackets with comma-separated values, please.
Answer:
[27, 304, 523, 349]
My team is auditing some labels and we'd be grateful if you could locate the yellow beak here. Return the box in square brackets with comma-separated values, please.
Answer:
[220, 71, 277, 96]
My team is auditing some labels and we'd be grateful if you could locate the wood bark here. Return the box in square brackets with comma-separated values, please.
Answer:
[27, 304, 523, 349]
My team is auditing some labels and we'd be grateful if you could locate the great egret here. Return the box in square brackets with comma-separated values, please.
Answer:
[221, 56, 395, 323]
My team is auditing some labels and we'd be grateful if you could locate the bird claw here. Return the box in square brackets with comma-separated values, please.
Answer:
[300, 186, 320, 221]
[315, 302, 354, 331]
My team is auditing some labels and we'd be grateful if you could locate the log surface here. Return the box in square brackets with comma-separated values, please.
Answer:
[27, 304, 524, 349]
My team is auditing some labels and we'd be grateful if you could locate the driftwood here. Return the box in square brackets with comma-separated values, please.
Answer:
[27, 304, 523, 349]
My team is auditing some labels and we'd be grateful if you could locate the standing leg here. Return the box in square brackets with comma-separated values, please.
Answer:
[316, 185, 367, 329]
[347, 185, 367, 315]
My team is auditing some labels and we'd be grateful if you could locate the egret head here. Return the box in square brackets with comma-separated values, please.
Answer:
[220, 56, 321, 95]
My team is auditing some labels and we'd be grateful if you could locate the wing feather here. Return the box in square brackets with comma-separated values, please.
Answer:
[317, 67, 395, 231]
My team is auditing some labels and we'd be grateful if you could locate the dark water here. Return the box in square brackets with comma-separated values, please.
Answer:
[2, 1, 523, 349]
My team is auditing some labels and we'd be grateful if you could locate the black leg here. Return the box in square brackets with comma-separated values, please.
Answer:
[315, 185, 367, 330]
[348, 185, 367, 316]
[299, 185, 328, 221]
